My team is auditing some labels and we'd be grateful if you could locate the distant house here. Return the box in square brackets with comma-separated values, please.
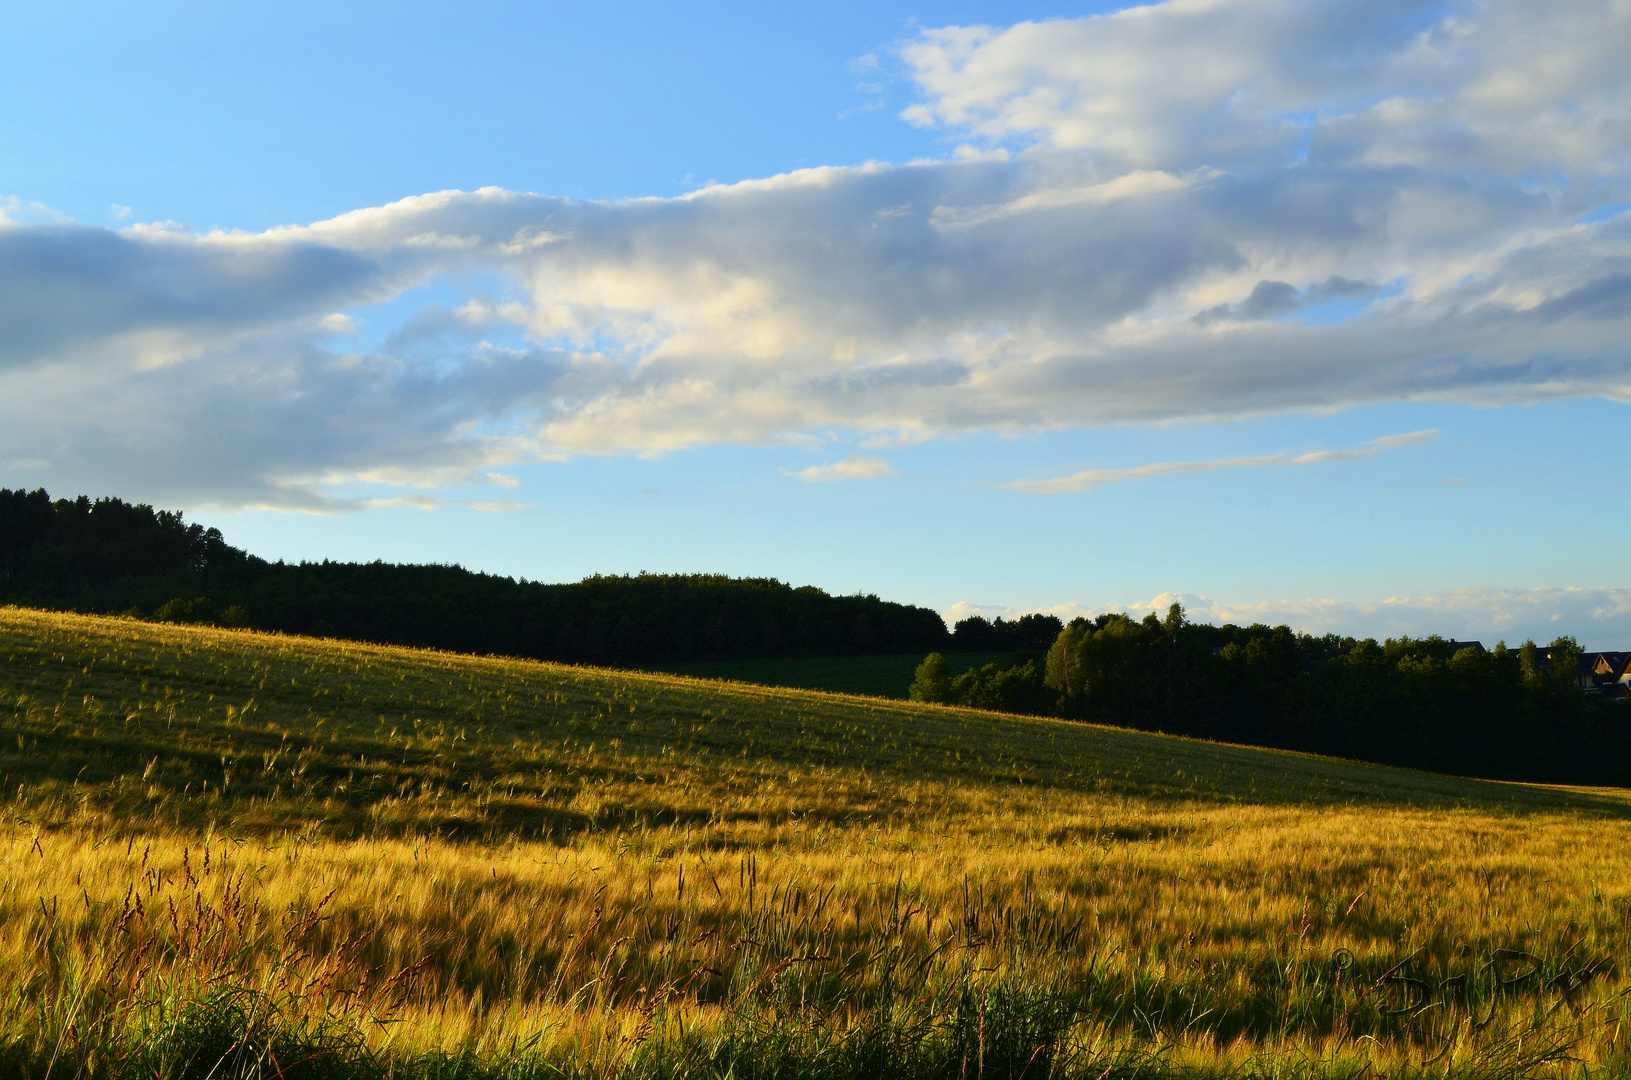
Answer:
[1524, 647, 1631, 699]
[1589, 652, 1627, 677]
[1586, 652, 1631, 701]
[1446, 640, 1486, 654]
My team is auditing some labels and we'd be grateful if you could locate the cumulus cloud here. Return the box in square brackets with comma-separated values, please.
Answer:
[786, 455, 897, 482]
[897, 0, 1631, 178]
[1006, 429, 1436, 494]
[1, 0, 1629, 507]
[944, 599, 1103, 626]
[958, 587, 1631, 651]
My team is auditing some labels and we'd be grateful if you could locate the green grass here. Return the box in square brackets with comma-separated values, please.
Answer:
[645, 650, 1013, 699]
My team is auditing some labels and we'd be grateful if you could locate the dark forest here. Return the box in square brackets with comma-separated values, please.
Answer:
[912, 604, 1627, 786]
[0, 488, 952, 664]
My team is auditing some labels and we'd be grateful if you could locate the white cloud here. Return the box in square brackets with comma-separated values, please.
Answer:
[897, 0, 1631, 179]
[1005, 429, 1437, 493]
[0, 0, 1629, 508]
[785, 455, 896, 482]
[943, 601, 1010, 623]
[274, 494, 531, 514]
[929, 167, 1210, 228]
[958, 587, 1631, 651]
[944, 600, 1095, 626]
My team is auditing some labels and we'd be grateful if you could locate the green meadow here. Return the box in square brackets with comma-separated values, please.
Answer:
[2, 604, 1630, 1078]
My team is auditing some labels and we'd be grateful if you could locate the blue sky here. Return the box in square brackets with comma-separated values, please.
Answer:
[0, 1, 1089, 225]
[2, 0, 1629, 645]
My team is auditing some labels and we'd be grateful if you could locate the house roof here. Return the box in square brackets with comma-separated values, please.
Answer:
[1591, 652, 1629, 676]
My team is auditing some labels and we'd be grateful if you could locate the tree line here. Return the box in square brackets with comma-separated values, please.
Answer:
[0, 488, 953, 664]
[911, 604, 1627, 785]
[11, 487, 1621, 786]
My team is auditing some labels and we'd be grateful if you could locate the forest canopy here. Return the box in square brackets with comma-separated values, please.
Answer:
[0, 488, 950, 664]
[911, 603, 1624, 786]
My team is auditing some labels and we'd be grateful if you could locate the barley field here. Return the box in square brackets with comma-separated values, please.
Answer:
[2, 606, 1631, 1079]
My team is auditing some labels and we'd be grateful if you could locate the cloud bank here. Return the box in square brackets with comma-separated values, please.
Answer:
[949, 586, 1631, 651]
[2, 0, 1630, 507]
[1005, 429, 1437, 493]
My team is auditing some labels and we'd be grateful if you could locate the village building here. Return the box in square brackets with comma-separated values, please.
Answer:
[1583, 652, 1631, 700]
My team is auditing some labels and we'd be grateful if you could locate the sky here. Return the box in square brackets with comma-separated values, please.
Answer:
[2, 0, 1629, 646]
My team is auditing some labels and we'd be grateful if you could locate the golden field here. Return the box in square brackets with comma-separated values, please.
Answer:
[2, 605, 1631, 1078]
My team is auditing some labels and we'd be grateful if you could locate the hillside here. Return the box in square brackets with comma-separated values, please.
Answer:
[17, 488, 1617, 794]
[3, 606, 1619, 834]
[3, 605, 1631, 1079]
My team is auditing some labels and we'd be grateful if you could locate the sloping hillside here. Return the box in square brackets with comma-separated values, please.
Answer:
[5, 605, 1631, 1079]
[3, 606, 1620, 840]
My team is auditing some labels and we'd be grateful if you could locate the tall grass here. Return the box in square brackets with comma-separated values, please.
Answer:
[3, 606, 1631, 1077]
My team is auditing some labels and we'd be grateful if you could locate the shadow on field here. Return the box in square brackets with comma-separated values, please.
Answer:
[1045, 823, 1194, 845]
[997, 717, 1631, 818]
